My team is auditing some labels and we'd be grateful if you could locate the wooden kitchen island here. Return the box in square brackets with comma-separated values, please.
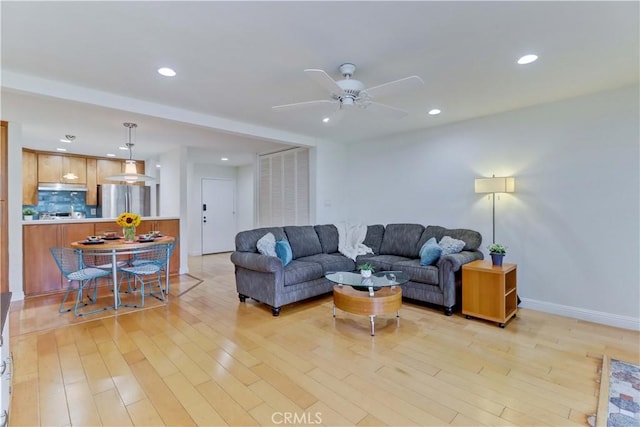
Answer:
[22, 217, 179, 296]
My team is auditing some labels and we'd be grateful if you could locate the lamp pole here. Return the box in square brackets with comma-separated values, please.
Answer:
[492, 192, 496, 243]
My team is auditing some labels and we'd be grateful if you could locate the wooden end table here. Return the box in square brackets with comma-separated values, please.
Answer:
[462, 260, 517, 328]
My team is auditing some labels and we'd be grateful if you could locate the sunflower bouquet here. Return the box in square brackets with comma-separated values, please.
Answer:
[116, 212, 142, 227]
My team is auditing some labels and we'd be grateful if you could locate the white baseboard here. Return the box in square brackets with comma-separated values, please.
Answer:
[520, 298, 640, 331]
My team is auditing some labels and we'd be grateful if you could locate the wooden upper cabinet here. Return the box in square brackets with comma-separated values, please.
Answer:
[37, 153, 87, 184]
[22, 150, 38, 205]
[86, 158, 97, 205]
[96, 159, 123, 185]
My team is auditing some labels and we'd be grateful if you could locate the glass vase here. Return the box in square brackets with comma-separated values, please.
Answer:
[123, 226, 136, 243]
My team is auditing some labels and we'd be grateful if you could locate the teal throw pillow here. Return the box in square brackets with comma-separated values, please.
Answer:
[275, 240, 293, 266]
[419, 237, 442, 266]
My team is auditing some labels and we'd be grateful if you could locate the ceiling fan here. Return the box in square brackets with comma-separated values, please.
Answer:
[272, 63, 424, 125]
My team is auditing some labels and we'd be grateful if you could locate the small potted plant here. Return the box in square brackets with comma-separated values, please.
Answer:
[358, 263, 375, 278]
[22, 207, 37, 221]
[487, 243, 507, 266]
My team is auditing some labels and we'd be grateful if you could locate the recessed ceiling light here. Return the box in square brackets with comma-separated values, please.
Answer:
[158, 67, 176, 77]
[118, 146, 129, 151]
[156, 164, 161, 168]
[221, 157, 229, 161]
[517, 54, 538, 65]
[322, 117, 330, 123]
[428, 109, 441, 116]
[56, 148, 67, 152]
[106, 153, 116, 157]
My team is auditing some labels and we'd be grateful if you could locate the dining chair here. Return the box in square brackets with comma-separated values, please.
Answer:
[130, 239, 177, 293]
[81, 251, 128, 294]
[119, 243, 171, 307]
[50, 247, 113, 316]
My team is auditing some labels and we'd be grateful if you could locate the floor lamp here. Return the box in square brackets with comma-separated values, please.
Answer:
[474, 175, 515, 243]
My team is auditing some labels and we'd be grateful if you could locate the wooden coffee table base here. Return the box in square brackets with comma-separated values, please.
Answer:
[332, 285, 402, 336]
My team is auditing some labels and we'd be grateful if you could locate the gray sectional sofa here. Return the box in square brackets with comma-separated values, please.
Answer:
[230, 223, 483, 316]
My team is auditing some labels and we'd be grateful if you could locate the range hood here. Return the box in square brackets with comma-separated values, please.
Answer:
[37, 183, 88, 192]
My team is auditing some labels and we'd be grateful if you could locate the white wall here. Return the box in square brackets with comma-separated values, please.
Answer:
[341, 85, 639, 328]
[186, 150, 240, 255]
[236, 164, 255, 232]
[312, 140, 350, 224]
[158, 147, 188, 273]
[8, 123, 25, 299]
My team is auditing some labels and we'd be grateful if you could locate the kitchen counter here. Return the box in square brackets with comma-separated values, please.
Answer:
[23, 216, 179, 225]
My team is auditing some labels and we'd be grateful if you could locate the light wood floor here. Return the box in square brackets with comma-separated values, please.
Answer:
[9, 253, 640, 426]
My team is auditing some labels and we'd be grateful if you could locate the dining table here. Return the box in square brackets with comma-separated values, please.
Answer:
[70, 235, 175, 310]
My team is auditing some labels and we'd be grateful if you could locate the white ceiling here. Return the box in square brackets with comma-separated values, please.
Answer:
[1, 1, 638, 165]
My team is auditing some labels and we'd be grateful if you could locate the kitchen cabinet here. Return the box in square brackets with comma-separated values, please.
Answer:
[23, 223, 95, 295]
[38, 153, 87, 184]
[86, 158, 97, 205]
[24, 219, 180, 295]
[22, 150, 38, 205]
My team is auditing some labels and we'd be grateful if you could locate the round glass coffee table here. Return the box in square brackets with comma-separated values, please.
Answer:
[325, 271, 409, 336]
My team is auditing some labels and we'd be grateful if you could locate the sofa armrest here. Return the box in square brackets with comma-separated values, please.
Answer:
[437, 250, 484, 308]
[230, 251, 283, 273]
[437, 250, 483, 273]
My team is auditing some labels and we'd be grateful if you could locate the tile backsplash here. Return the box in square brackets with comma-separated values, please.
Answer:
[23, 190, 97, 218]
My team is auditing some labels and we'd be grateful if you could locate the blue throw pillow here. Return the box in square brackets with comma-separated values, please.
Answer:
[275, 240, 293, 266]
[419, 237, 442, 266]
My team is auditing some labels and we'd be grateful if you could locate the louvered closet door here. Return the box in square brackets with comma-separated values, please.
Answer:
[258, 147, 309, 227]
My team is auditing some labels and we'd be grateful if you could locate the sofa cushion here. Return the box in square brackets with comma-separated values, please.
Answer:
[297, 253, 355, 273]
[419, 237, 442, 266]
[446, 228, 482, 251]
[235, 227, 287, 252]
[314, 224, 339, 254]
[439, 236, 465, 255]
[283, 260, 324, 287]
[284, 226, 323, 259]
[257, 232, 276, 257]
[362, 224, 385, 255]
[364, 254, 411, 272]
[379, 223, 425, 258]
[392, 259, 439, 285]
[275, 240, 293, 266]
[417, 225, 482, 251]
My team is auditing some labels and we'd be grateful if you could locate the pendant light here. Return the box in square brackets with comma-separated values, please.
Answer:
[106, 122, 155, 182]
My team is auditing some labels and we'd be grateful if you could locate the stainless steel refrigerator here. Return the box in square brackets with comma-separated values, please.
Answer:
[97, 184, 150, 218]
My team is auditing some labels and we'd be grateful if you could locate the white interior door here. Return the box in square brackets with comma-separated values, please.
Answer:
[202, 178, 236, 254]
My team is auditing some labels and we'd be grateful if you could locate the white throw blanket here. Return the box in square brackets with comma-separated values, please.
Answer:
[336, 222, 373, 261]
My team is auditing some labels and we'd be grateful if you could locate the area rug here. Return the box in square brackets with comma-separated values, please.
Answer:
[595, 356, 640, 427]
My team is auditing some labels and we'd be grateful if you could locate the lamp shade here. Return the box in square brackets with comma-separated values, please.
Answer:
[475, 177, 515, 193]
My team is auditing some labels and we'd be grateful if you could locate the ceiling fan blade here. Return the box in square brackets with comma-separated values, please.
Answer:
[272, 99, 336, 112]
[364, 101, 409, 119]
[304, 69, 345, 96]
[362, 75, 424, 99]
